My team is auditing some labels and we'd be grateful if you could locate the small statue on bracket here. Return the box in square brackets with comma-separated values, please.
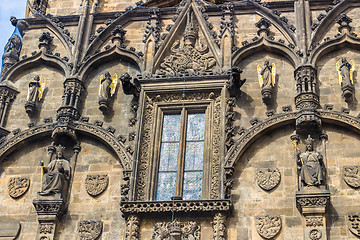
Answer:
[38, 144, 71, 199]
[25, 75, 46, 116]
[98, 72, 118, 113]
[257, 60, 276, 104]
[227, 66, 246, 97]
[120, 73, 140, 97]
[336, 57, 355, 102]
[296, 135, 325, 188]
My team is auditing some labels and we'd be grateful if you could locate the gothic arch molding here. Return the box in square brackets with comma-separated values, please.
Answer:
[309, 33, 360, 66]
[232, 37, 300, 68]
[0, 121, 132, 170]
[1, 52, 68, 81]
[77, 46, 142, 81]
[225, 110, 360, 169]
[310, 0, 357, 48]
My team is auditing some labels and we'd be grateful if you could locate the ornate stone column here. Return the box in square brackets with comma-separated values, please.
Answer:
[294, 66, 321, 133]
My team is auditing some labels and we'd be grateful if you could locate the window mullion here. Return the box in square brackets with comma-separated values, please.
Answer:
[175, 107, 187, 198]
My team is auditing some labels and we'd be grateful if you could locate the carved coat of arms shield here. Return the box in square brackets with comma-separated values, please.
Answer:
[8, 177, 30, 198]
[85, 175, 109, 197]
[256, 168, 281, 191]
[255, 215, 282, 239]
[343, 166, 360, 188]
[78, 220, 103, 240]
[348, 214, 360, 237]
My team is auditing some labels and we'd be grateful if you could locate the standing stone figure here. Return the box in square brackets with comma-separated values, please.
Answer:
[39, 145, 71, 197]
[98, 72, 117, 113]
[27, 75, 41, 103]
[257, 60, 276, 104]
[336, 57, 355, 101]
[297, 135, 325, 187]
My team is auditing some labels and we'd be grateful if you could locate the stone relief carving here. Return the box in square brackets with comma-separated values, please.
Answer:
[255, 215, 281, 239]
[39, 223, 54, 234]
[256, 168, 281, 191]
[78, 220, 103, 240]
[309, 229, 322, 240]
[156, 13, 216, 75]
[135, 91, 221, 201]
[296, 196, 329, 210]
[151, 219, 200, 240]
[85, 174, 109, 197]
[125, 215, 140, 240]
[343, 165, 360, 188]
[8, 177, 30, 198]
[305, 216, 323, 227]
[213, 212, 226, 240]
[348, 214, 360, 237]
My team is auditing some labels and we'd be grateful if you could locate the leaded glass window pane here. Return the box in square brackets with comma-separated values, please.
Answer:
[183, 113, 205, 200]
[156, 114, 181, 201]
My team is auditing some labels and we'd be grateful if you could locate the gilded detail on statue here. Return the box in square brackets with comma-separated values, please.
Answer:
[7, 177, 30, 198]
[256, 168, 281, 191]
[85, 174, 109, 197]
[78, 220, 103, 240]
[151, 219, 200, 240]
[255, 215, 282, 239]
[343, 165, 360, 188]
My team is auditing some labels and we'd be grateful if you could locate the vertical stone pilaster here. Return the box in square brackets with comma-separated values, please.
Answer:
[124, 215, 140, 240]
[213, 212, 227, 240]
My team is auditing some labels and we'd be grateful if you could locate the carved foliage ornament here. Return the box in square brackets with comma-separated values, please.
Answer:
[8, 177, 30, 198]
[78, 220, 103, 240]
[255, 215, 281, 239]
[85, 175, 109, 197]
[343, 165, 360, 188]
[348, 214, 360, 237]
[151, 219, 200, 240]
[305, 216, 323, 227]
[256, 168, 281, 191]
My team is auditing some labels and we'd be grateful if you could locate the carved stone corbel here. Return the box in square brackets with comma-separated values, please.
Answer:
[336, 13, 352, 34]
[111, 25, 127, 47]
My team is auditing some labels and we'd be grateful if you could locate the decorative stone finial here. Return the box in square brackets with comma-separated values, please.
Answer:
[255, 18, 271, 37]
[336, 13, 352, 33]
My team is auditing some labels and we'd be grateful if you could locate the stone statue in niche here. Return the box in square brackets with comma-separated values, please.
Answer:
[38, 145, 70, 198]
[98, 72, 118, 113]
[257, 60, 276, 104]
[25, 75, 46, 116]
[336, 57, 355, 102]
[297, 135, 325, 187]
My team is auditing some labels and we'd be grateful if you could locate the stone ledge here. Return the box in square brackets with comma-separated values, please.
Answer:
[120, 199, 232, 217]
[296, 190, 330, 214]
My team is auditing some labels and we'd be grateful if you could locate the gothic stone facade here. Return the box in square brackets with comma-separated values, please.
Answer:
[1, 0, 360, 239]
